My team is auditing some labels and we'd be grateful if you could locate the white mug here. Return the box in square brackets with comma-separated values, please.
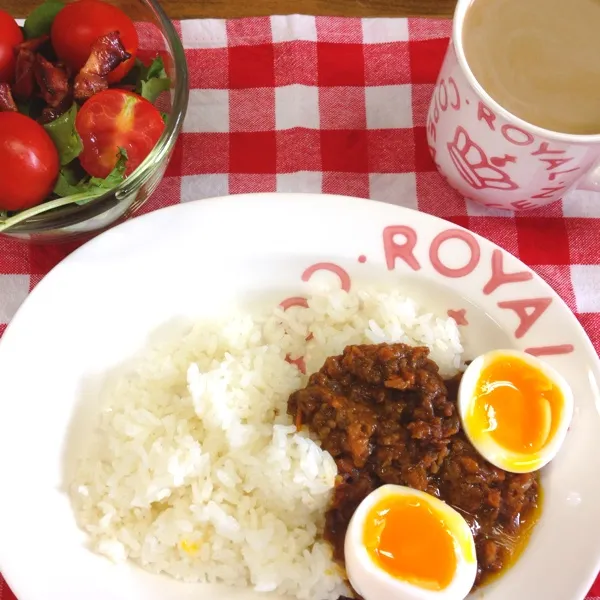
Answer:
[427, 0, 600, 211]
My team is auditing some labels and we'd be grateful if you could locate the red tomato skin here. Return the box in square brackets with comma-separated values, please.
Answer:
[0, 113, 60, 211]
[76, 89, 165, 178]
[0, 10, 24, 82]
[51, 0, 138, 83]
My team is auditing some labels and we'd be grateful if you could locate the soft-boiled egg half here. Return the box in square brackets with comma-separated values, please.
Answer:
[458, 349, 573, 474]
[345, 485, 477, 600]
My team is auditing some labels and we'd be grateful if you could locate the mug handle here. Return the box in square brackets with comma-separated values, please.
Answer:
[577, 160, 600, 192]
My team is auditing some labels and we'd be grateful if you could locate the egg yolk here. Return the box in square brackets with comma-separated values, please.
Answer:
[468, 356, 562, 454]
[364, 495, 457, 591]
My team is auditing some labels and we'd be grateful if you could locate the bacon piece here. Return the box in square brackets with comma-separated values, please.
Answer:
[12, 36, 50, 100]
[34, 54, 71, 108]
[16, 35, 49, 53]
[13, 49, 36, 99]
[74, 32, 131, 101]
[0, 83, 17, 112]
[39, 98, 72, 124]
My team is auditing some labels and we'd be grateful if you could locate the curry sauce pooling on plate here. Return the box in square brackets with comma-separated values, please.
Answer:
[287, 343, 542, 595]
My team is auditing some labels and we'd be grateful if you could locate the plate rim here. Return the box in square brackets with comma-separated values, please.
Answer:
[1, 193, 596, 359]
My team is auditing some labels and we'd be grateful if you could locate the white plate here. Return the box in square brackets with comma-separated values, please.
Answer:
[0, 193, 599, 600]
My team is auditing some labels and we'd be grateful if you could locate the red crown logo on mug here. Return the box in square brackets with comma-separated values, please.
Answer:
[447, 126, 519, 191]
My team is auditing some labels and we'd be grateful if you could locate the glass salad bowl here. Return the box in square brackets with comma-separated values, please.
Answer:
[2, 0, 188, 243]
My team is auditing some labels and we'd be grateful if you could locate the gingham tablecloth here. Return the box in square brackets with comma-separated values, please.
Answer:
[0, 15, 599, 600]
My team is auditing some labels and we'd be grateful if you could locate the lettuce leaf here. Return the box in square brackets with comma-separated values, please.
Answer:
[24, 0, 64, 38]
[43, 103, 83, 166]
[136, 57, 171, 103]
[53, 147, 128, 199]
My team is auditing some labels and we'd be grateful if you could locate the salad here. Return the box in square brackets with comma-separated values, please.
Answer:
[0, 0, 171, 232]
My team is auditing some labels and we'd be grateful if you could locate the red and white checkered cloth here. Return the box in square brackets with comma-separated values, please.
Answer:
[0, 15, 599, 600]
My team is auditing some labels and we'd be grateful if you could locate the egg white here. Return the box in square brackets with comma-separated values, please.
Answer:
[457, 349, 574, 474]
[344, 485, 477, 600]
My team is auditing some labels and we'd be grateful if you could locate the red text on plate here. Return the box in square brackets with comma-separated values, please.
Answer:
[382, 226, 573, 355]
[302, 262, 351, 292]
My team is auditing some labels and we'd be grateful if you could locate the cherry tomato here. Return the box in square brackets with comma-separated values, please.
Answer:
[51, 0, 138, 83]
[0, 10, 23, 83]
[0, 113, 59, 211]
[76, 89, 165, 178]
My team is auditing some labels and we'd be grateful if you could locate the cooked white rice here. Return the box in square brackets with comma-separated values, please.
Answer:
[71, 287, 463, 600]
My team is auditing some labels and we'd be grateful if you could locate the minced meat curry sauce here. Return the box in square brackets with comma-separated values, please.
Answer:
[287, 343, 542, 595]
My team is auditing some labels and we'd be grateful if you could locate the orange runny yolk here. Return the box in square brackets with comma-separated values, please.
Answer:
[468, 356, 562, 453]
[364, 495, 457, 591]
